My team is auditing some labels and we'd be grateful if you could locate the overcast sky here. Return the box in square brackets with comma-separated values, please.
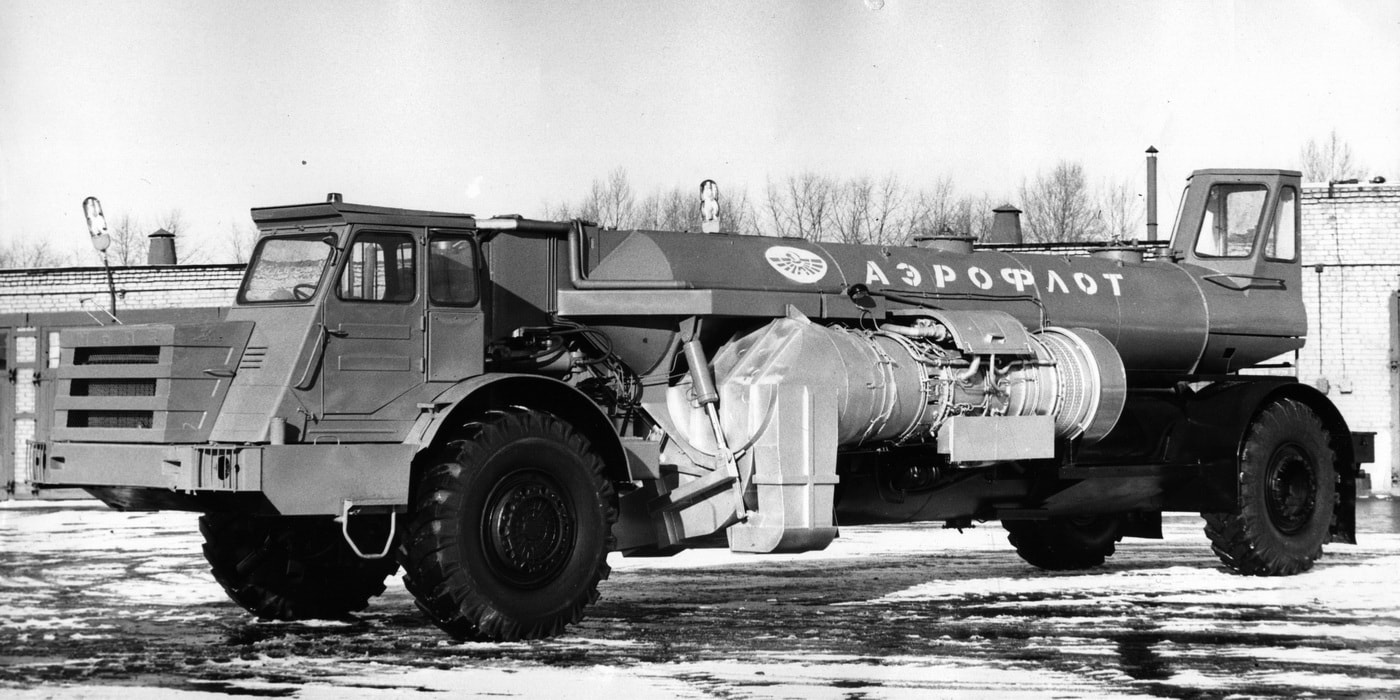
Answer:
[1, 0, 1397, 262]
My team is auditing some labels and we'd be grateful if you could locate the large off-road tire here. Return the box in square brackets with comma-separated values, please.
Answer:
[1003, 515, 1124, 570]
[399, 410, 618, 641]
[1204, 398, 1336, 576]
[199, 513, 399, 620]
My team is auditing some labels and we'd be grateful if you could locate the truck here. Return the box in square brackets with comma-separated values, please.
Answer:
[33, 168, 1368, 642]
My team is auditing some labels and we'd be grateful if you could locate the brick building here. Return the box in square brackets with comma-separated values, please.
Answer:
[1297, 181, 1400, 495]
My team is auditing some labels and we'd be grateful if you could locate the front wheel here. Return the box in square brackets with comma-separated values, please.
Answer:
[399, 410, 617, 641]
[200, 513, 399, 620]
[1203, 398, 1337, 576]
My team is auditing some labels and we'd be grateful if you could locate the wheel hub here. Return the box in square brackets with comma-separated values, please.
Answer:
[1265, 444, 1317, 535]
[483, 470, 575, 587]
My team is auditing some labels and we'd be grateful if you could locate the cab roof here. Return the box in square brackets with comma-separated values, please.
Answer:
[1187, 168, 1304, 179]
[250, 200, 478, 229]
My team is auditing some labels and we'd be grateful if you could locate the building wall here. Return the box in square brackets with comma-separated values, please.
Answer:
[1298, 183, 1400, 495]
[0, 264, 243, 315]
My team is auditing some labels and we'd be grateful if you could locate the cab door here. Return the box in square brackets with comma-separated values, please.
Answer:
[320, 229, 425, 429]
[425, 229, 484, 383]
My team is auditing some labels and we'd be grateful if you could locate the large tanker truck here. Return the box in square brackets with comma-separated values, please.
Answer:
[33, 168, 1369, 641]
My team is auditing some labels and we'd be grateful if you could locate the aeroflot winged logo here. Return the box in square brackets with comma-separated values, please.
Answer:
[764, 246, 828, 284]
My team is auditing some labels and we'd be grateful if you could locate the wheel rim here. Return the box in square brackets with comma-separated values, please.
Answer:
[1264, 444, 1318, 535]
[481, 468, 576, 588]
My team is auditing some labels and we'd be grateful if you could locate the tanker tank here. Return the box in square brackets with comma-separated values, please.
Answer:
[571, 223, 1303, 376]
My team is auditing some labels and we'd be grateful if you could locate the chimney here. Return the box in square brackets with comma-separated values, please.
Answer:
[985, 204, 1023, 244]
[147, 229, 177, 265]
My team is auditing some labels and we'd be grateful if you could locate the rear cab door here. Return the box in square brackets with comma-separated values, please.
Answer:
[424, 229, 485, 384]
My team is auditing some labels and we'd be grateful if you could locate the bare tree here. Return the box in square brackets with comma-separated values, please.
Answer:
[578, 167, 636, 229]
[635, 187, 693, 230]
[765, 172, 837, 241]
[1018, 161, 1107, 243]
[954, 194, 998, 242]
[1096, 178, 1144, 242]
[0, 240, 72, 269]
[108, 213, 144, 266]
[227, 221, 260, 264]
[1300, 129, 1364, 183]
[904, 177, 957, 241]
[153, 209, 185, 236]
[542, 198, 576, 221]
[717, 186, 760, 235]
[605, 180, 761, 235]
[902, 179, 1002, 243]
[830, 174, 906, 245]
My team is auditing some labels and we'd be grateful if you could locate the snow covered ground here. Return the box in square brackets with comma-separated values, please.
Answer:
[2, 500, 1398, 698]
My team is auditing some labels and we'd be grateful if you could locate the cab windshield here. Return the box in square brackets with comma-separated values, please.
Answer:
[238, 235, 336, 303]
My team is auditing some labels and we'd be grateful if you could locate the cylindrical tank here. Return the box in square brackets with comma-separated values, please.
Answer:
[581, 230, 1223, 373]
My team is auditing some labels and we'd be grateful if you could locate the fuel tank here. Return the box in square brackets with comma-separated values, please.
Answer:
[582, 229, 1216, 373]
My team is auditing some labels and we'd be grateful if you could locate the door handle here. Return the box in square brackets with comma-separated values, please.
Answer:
[295, 324, 332, 390]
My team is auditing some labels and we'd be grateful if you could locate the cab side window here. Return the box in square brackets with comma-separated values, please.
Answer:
[1193, 184, 1267, 258]
[339, 232, 416, 302]
[428, 234, 479, 306]
[1265, 186, 1299, 261]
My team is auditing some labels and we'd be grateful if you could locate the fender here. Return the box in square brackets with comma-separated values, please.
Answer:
[406, 373, 629, 483]
[1175, 379, 1355, 468]
[1170, 378, 1356, 543]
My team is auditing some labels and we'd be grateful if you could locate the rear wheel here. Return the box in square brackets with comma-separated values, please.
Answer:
[200, 513, 399, 620]
[399, 410, 617, 641]
[1003, 515, 1124, 570]
[1204, 399, 1336, 576]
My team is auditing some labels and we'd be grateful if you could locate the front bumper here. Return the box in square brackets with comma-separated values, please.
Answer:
[32, 441, 414, 515]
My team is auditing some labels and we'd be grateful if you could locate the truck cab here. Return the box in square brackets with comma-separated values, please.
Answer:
[222, 201, 487, 445]
[1168, 169, 1307, 372]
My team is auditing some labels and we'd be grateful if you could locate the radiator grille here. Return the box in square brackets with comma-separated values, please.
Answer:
[67, 410, 154, 429]
[74, 346, 161, 365]
[70, 378, 158, 397]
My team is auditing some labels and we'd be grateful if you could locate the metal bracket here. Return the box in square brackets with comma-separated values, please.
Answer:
[337, 499, 398, 560]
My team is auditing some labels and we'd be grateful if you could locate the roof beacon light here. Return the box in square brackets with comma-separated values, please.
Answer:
[700, 179, 720, 233]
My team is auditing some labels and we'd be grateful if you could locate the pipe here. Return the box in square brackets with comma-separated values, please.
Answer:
[567, 221, 690, 290]
[881, 322, 950, 341]
[1146, 146, 1159, 241]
